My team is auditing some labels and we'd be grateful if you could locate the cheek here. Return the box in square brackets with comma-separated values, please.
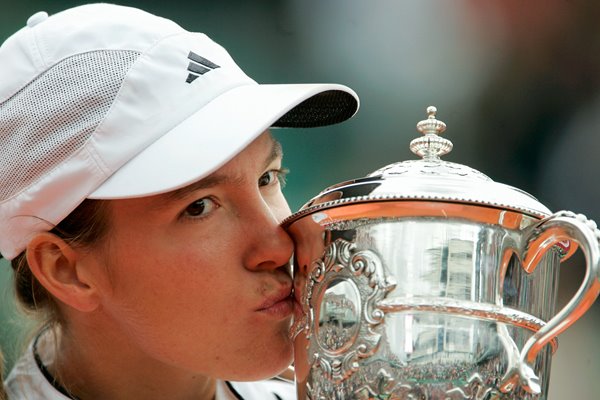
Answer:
[96, 245, 241, 359]
[92, 209, 293, 376]
[268, 192, 292, 222]
[100, 226, 245, 330]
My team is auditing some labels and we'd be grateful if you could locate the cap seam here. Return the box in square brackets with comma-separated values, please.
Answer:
[90, 79, 259, 193]
[91, 29, 256, 180]
[0, 29, 187, 104]
[85, 135, 111, 178]
[0, 143, 101, 205]
[0, 49, 142, 105]
[90, 30, 195, 139]
[29, 20, 48, 71]
[26, 26, 45, 84]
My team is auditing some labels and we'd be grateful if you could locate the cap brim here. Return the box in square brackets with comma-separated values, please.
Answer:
[89, 83, 358, 199]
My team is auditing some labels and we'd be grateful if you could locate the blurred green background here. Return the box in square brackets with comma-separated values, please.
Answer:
[1, 1, 599, 398]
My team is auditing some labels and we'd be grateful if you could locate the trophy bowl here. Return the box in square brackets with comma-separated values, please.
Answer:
[283, 107, 600, 399]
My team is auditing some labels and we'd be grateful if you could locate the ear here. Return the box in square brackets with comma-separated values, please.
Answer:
[26, 232, 100, 312]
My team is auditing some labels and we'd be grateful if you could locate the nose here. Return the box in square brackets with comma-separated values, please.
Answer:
[242, 196, 294, 272]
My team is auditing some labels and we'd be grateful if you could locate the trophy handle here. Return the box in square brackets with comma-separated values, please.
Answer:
[499, 211, 600, 394]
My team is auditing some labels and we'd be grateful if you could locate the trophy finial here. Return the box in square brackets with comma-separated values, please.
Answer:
[411, 106, 452, 160]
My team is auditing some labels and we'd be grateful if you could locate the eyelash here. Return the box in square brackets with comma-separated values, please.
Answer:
[180, 168, 289, 221]
[259, 168, 289, 188]
[181, 197, 219, 221]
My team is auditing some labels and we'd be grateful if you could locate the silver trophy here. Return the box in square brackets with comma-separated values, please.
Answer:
[284, 107, 600, 399]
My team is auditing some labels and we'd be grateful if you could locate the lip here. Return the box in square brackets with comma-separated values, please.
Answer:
[256, 285, 294, 320]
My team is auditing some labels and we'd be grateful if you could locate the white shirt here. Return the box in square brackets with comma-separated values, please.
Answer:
[4, 333, 296, 400]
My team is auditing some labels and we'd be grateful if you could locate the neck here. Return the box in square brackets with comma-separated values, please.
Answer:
[46, 321, 216, 400]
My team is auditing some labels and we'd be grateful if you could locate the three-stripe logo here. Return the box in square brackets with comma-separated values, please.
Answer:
[186, 51, 221, 83]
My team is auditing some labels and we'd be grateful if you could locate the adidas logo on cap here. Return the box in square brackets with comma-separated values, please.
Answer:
[186, 51, 220, 83]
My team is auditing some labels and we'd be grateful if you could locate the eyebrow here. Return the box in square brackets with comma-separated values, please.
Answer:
[159, 135, 283, 204]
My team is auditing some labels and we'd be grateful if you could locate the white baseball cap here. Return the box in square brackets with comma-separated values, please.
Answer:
[0, 3, 359, 260]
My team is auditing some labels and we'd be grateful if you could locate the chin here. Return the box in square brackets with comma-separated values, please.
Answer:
[216, 321, 294, 381]
[232, 339, 294, 381]
[254, 353, 294, 381]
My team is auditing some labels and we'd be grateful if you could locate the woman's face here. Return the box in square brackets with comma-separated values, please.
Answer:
[88, 132, 295, 380]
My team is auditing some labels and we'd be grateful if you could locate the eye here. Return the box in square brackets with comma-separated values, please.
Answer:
[259, 168, 288, 188]
[182, 197, 218, 219]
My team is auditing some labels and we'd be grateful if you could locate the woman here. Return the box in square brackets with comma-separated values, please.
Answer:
[0, 3, 358, 399]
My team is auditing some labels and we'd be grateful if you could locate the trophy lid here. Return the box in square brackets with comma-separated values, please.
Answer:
[283, 106, 551, 226]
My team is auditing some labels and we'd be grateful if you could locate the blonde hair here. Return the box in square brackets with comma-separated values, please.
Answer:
[0, 199, 110, 398]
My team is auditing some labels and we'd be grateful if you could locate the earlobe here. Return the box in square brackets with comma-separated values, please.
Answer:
[26, 233, 100, 313]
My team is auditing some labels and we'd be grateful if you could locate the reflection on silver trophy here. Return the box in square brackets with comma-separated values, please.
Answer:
[284, 107, 600, 399]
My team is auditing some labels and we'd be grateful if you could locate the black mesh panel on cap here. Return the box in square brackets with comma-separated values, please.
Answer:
[273, 90, 358, 128]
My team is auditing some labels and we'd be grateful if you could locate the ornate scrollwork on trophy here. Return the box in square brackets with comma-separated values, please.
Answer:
[299, 238, 396, 398]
